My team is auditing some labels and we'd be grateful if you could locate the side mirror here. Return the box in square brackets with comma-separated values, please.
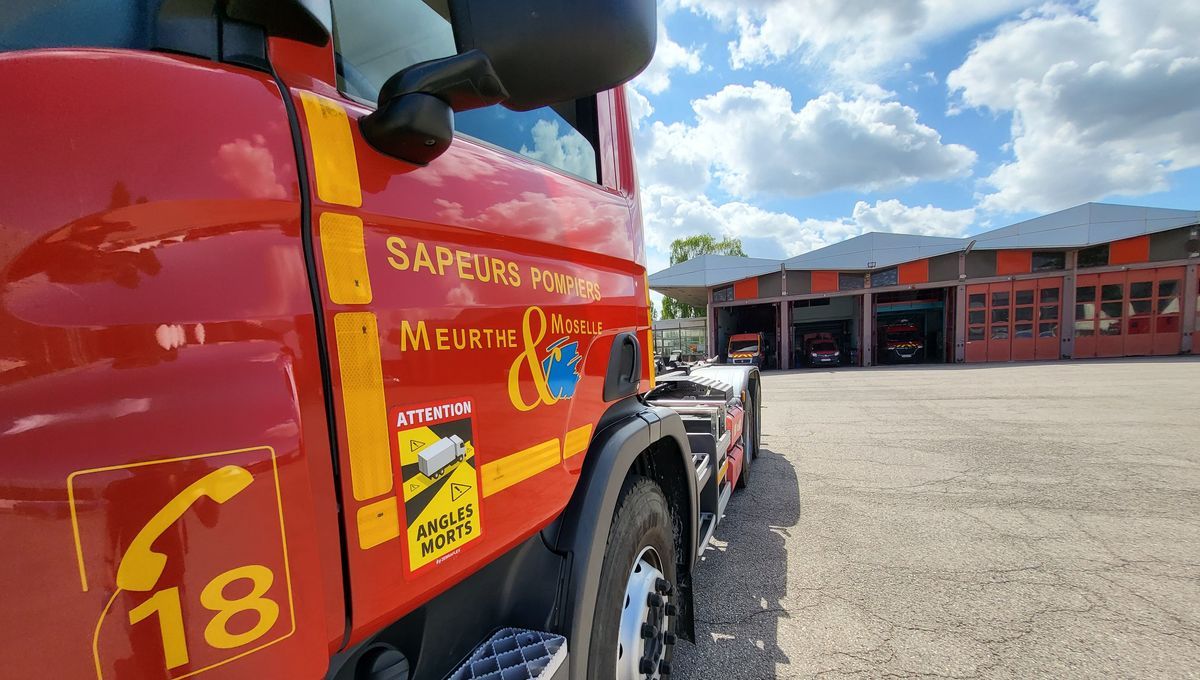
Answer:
[361, 0, 657, 165]
[449, 0, 657, 112]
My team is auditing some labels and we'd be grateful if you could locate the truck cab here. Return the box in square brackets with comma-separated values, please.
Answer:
[0, 2, 761, 679]
[880, 320, 925, 363]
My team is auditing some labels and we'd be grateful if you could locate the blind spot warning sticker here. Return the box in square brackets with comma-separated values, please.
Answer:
[393, 398, 482, 572]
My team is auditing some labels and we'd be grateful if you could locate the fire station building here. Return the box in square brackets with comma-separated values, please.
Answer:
[649, 203, 1200, 370]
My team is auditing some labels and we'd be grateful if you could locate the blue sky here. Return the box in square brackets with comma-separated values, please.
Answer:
[630, 0, 1200, 277]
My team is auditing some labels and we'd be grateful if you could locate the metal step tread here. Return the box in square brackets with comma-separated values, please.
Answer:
[716, 480, 732, 519]
[696, 511, 717, 559]
[447, 628, 567, 680]
[693, 452, 711, 488]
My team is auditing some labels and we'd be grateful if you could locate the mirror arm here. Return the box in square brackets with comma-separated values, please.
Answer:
[361, 50, 509, 165]
[376, 49, 509, 113]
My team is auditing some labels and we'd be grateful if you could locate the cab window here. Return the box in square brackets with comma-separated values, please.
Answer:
[331, 0, 600, 183]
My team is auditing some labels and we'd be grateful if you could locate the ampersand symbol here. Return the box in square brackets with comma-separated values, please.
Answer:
[508, 306, 559, 411]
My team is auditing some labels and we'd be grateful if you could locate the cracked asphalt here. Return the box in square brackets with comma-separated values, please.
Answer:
[672, 357, 1200, 679]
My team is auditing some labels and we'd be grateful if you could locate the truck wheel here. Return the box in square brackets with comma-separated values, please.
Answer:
[736, 394, 754, 489]
[588, 477, 677, 680]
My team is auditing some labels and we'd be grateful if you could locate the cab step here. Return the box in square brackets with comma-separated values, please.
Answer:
[447, 628, 567, 680]
[716, 479, 732, 520]
[693, 452, 711, 488]
[696, 511, 716, 559]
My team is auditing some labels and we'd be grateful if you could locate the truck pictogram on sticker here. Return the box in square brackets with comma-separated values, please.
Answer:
[393, 398, 482, 572]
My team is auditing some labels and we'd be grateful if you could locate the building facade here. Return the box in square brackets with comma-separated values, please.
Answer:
[649, 203, 1200, 370]
[651, 317, 709, 362]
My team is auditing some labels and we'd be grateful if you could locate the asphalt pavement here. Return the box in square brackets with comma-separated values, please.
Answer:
[672, 357, 1200, 679]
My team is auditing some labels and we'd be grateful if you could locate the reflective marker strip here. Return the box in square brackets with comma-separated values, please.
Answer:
[644, 273, 656, 384]
[481, 438, 561, 497]
[333, 312, 393, 501]
[299, 92, 362, 208]
[562, 424, 593, 459]
[319, 212, 373, 305]
[357, 496, 400, 549]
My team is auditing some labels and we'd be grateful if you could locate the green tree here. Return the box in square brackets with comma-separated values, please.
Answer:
[661, 235, 746, 319]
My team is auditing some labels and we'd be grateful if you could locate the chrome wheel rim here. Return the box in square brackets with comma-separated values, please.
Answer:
[615, 546, 673, 679]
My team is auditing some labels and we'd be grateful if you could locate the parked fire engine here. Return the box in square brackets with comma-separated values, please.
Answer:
[0, 2, 762, 680]
[880, 320, 926, 363]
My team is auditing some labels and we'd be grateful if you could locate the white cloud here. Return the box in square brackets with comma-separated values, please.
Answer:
[835, 199, 975, 239]
[636, 81, 975, 199]
[948, 0, 1200, 213]
[643, 185, 975, 258]
[626, 85, 655, 130]
[642, 184, 826, 255]
[667, 0, 1033, 79]
[519, 119, 598, 181]
[633, 21, 703, 95]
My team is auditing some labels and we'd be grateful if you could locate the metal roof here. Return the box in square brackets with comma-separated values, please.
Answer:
[648, 202, 1199, 299]
[648, 254, 780, 306]
[971, 203, 1200, 249]
[783, 232, 968, 271]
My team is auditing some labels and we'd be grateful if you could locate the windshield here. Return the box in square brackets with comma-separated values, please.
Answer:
[886, 330, 920, 343]
[730, 343, 759, 354]
[812, 342, 836, 352]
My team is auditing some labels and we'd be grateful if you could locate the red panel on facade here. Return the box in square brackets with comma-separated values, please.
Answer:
[996, 250, 1032, 275]
[734, 277, 759, 300]
[1124, 270, 1155, 356]
[898, 259, 929, 284]
[1074, 273, 1098, 359]
[1035, 278, 1063, 360]
[1010, 279, 1037, 361]
[1096, 271, 1127, 357]
[1151, 266, 1185, 355]
[987, 282, 1013, 361]
[811, 270, 839, 293]
[1193, 270, 1200, 355]
[967, 277, 1061, 363]
[1072, 266, 1182, 358]
[965, 284, 988, 362]
[1109, 235, 1150, 265]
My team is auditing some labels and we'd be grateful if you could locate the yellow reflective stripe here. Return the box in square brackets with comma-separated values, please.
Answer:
[563, 424, 593, 459]
[482, 438, 561, 497]
[333, 312, 393, 500]
[319, 212, 372, 305]
[644, 272, 655, 385]
[356, 496, 400, 550]
[718, 459, 728, 484]
[299, 92, 362, 207]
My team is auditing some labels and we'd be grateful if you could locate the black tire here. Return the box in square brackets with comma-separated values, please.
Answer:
[736, 394, 754, 489]
[587, 477, 677, 680]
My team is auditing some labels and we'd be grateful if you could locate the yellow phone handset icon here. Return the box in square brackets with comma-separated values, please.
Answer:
[116, 465, 253, 592]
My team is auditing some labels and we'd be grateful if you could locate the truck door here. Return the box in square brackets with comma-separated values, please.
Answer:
[0, 9, 345, 677]
[268, 0, 651, 644]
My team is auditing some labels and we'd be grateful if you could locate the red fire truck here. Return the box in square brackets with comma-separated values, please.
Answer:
[879, 320, 926, 363]
[0, 2, 762, 679]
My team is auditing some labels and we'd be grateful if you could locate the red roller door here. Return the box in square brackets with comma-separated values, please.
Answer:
[965, 284, 988, 362]
[1072, 267, 1184, 358]
[1193, 270, 1200, 352]
[965, 278, 1061, 362]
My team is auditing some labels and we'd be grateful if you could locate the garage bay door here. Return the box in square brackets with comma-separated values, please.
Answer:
[1074, 267, 1185, 358]
[966, 278, 1062, 362]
